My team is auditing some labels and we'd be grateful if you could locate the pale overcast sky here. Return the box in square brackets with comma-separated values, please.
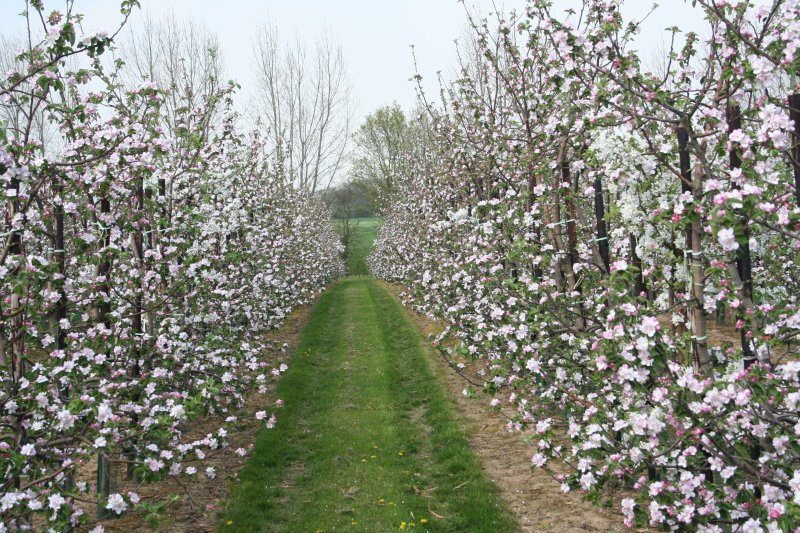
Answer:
[0, 0, 703, 122]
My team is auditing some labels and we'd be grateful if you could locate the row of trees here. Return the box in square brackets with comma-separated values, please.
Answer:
[2, 5, 352, 194]
[322, 104, 432, 268]
[0, 2, 343, 530]
[348, 104, 433, 211]
[370, 0, 800, 531]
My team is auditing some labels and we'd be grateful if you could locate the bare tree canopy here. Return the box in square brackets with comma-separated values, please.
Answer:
[253, 18, 352, 193]
[119, 10, 225, 137]
[0, 32, 58, 152]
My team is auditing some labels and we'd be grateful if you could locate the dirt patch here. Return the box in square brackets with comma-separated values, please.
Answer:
[76, 302, 315, 533]
[658, 314, 798, 365]
[377, 280, 627, 533]
[276, 460, 307, 503]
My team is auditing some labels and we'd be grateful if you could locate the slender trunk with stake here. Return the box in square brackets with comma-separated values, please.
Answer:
[727, 104, 756, 368]
[629, 234, 647, 298]
[6, 169, 26, 496]
[789, 93, 800, 207]
[689, 164, 712, 376]
[676, 127, 693, 337]
[527, 169, 544, 280]
[128, 175, 145, 481]
[677, 126, 711, 375]
[593, 175, 611, 276]
[562, 161, 584, 330]
[96, 194, 118, 517]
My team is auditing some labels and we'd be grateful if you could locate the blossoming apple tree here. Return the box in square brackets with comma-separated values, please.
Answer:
[371, 0, 800, 530]
[0, 2, 343, 530]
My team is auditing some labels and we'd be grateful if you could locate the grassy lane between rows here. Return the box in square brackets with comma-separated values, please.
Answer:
[220, 277, 516, 532]
[347, 217, 380, 275]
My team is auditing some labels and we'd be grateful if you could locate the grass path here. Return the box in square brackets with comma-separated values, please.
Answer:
[346, 217, 381, 275]
[220, 277, 516, 532]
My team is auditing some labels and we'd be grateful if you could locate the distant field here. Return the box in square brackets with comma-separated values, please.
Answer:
[347, 217, 381, 275]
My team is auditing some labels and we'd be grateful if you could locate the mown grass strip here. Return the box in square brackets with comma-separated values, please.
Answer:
[220, 277, 516, 532]
[347, 217, 380, 275]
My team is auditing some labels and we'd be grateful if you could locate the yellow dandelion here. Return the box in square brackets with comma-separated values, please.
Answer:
[399, 522, 407, 530]
[420, 518, 428, 524]
[398, 451, 404, 457]
[226, 521, 234, 526]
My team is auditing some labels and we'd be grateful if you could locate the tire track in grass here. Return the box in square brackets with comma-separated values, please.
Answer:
[221, 277, 516, 532]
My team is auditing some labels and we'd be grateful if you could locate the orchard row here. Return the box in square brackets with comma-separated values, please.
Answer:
[0, 3, 343, 530]
[371, 1, 800, 531]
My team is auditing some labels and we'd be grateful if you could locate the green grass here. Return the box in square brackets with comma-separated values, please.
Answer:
[220, 278, 516, 532]
[347, 217, 381, 275]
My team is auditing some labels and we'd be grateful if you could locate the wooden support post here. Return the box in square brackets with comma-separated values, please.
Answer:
[727, 105, 756, 369]
[789, 93, 800, 207]
[675, 127, 692, 338]
[96, 194, 118, 518]
[593, 175, 610, 275]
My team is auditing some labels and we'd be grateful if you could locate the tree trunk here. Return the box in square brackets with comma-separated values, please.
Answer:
[789, 93, 800, 207]
[727, 104, 756, 368]
[690, 159, 712, 376]
[594, 175, 610, 276]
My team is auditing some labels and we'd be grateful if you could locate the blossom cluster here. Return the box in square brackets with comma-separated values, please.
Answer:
[371, 1, 800, 530]
[0, 4, 343, 530]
